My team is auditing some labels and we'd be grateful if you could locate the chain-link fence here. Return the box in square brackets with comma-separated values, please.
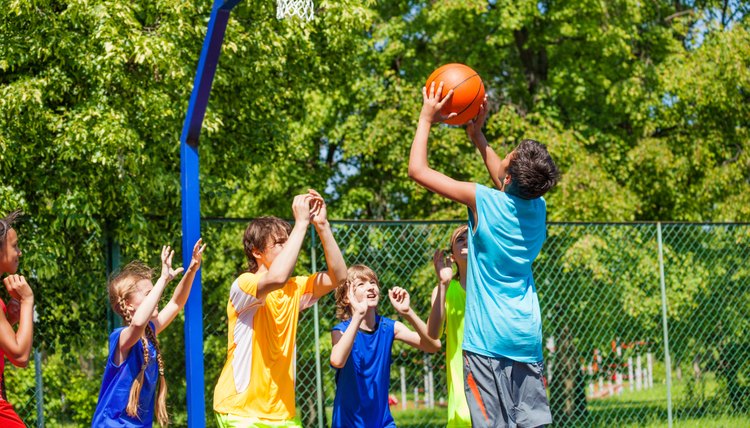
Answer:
[6, 220, 750, 427]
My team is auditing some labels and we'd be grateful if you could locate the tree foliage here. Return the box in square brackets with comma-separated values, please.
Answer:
[1, 0, 748, 424]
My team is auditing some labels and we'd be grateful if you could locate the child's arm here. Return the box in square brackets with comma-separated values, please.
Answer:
[390, 287, 441, 353]
[408, 82, 477, 212]
[155, 239, 206, 334]
[117, 246, 182, 364]
[466, 98, 505, 190]
[330, 287, 368, 368]
[426, 249, 452, 340]
[0, 275, 34, 367]
[308, 189, 347, 298]
[255, 194, 313, 300]
[6, 298, 20, 325]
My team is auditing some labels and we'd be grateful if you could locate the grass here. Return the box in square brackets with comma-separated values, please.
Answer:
[319, 372, 749, 427]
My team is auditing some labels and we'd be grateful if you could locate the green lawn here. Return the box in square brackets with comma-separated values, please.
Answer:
[319, 373, 749, 427]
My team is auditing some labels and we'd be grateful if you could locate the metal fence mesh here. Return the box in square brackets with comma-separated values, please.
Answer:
[5, 221, 750, 427]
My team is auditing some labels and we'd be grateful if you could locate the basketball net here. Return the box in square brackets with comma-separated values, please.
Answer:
[277, 0, 314, 20]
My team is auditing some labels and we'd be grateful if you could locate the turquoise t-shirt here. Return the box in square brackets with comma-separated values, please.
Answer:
[463, 183, 547, 363]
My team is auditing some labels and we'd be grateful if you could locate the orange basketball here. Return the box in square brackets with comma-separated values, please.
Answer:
[425, 63, 485, 126]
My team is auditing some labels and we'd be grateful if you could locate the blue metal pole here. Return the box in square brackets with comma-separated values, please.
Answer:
[180, 1, 241, 425]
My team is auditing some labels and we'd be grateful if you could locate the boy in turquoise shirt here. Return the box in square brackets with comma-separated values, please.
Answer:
[409, 83, 559, 427]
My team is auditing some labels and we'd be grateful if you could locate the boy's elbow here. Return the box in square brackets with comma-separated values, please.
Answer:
[330, 357, 344, 369]
[407, 165, 419, 181]
[408, 165, 431, 185]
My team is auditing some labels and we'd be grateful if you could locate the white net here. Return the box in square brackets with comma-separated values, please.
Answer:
[276, 0, 314, 20]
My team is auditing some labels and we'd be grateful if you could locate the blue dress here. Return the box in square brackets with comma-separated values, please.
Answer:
[91, 324, 158, 427]
[332, 315, 397, 428]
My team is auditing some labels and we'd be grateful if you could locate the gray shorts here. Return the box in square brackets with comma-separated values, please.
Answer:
[463, 351, 552, 428]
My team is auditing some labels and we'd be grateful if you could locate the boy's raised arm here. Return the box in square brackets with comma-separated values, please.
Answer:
[256, 194, 312, 299]
[330, 288, 367, 368]
[308, 189, 347, 298]
[408, 82, 477, 212]
[466, 98, 505, 190]
[391, 287, 441, 353]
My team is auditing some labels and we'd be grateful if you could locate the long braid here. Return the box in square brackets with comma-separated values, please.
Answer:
[126, 336, 150, 419]
[145, 325, 169, 426]
[118, 295, 150, 420]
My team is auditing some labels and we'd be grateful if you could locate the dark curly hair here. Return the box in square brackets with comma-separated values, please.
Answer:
[507, 139, 560, 199]
[0, 209, 22, 250]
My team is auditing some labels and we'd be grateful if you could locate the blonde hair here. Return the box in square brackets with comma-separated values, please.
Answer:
[108, 261, 169, 426]
[334, 264, 379, 321]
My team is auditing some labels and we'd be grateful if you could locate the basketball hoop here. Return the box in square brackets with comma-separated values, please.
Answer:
[277, 0, 314, 20]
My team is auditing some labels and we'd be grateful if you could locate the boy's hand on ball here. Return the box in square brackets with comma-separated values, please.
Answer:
[466, 96, 488, 141]
[420, 81, 457, 124]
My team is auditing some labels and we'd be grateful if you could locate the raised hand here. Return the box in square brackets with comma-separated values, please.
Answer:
[348, 286, 367, 319]
[466, 95, 488, 140]
[420, 81, 457, 124]
[3, 274, 33, 303]
[160, 245, 184, 282]
[292, 193, 313, 225]
[189, 238, 207, 270]
[308, 189, 328, 227]
[388, 287, 412, 315]
[433, 249, 453, 285]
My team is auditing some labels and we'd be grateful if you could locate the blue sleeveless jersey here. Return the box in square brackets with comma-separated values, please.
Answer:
[332, 315, 397, 428]
[464, 183, 547, 363]
[92, 324, 158, 427]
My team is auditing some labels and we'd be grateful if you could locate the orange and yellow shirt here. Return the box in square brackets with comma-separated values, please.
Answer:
[213, 272, 319, 420]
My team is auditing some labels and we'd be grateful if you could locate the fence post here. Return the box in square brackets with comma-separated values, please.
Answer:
[310, 229, 324, 428]
[34, 304, 44, 427]
[657, 222, 674, 428]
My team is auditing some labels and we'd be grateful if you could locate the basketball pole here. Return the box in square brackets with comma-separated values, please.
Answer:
[180, 0, 241, 425]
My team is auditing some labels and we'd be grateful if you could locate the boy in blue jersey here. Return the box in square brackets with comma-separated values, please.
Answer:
[409, 83, 559, 427]
[330, 265, 441, 428]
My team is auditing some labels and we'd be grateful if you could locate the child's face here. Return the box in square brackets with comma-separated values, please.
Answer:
[127, 279, 159, 319]
[450, 230, 468, 264]
[350, 278, 380, 309]
[0, 228, 21, 274]
[258, 233, 289, 268]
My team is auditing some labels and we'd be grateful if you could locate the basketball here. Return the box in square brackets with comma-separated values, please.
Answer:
[425, 63, 485, 126]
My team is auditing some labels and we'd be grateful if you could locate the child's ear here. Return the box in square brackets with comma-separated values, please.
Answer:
[251, 247, 263, 262]
[504, 173, 512, 186]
